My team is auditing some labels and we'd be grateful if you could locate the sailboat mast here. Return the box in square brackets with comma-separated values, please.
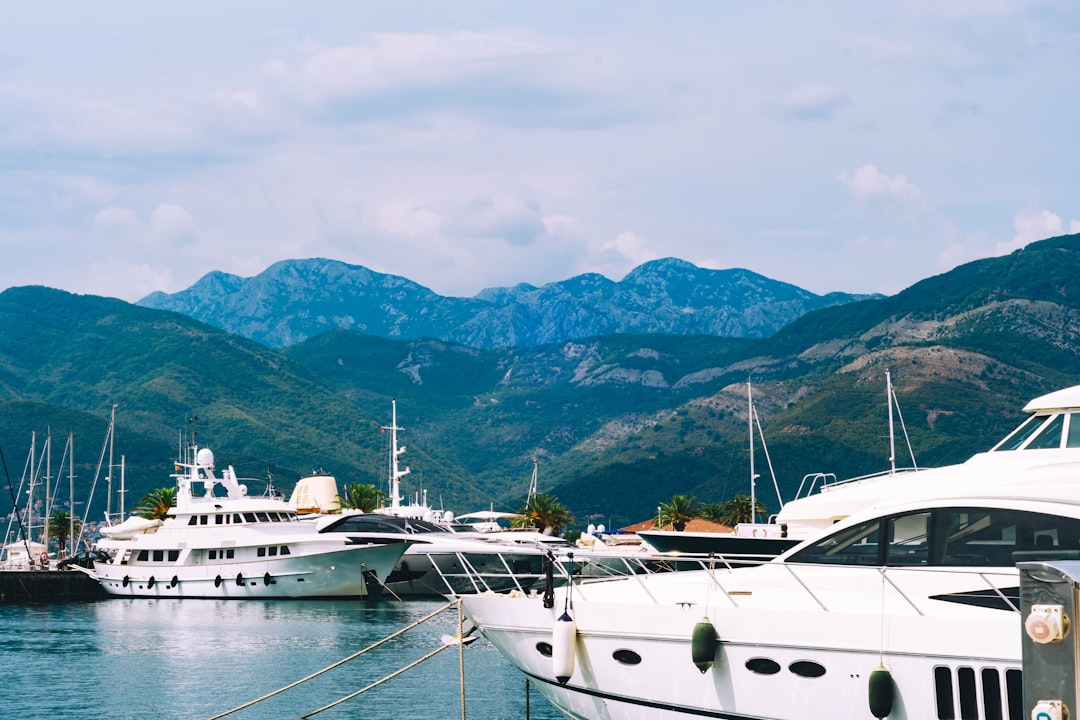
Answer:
[68, 432, 75, 557]
[383, 400, 410, 510]
[106, 403, 116, 522]
[748, 380, 756, 525]
[528, 458, 539, 502]
[887, 370, 897, 475]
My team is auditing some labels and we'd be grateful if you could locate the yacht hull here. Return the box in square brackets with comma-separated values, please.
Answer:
[95, 543, 406, 599]
[463, 568, 1023, 720]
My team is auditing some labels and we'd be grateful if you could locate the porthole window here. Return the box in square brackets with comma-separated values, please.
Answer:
[745, 657, 781, 675]
[789, 660, 826, 678]
[612, 649, 642, 666]
[535, 641, 553, 657]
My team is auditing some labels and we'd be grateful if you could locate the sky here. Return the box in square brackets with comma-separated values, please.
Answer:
[1, 1, 1078, 303]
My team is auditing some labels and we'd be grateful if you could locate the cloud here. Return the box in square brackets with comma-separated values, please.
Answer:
[149, 204, 197, 245]
[266, 31, 548, 102]
[374, 202, 442, 238]
[91, 206, 138, 229]
[775, 85, 850, 120]
[445, 190, 546, 247]
[996, 205, 1080, 255]
[836, 164, 931, 215]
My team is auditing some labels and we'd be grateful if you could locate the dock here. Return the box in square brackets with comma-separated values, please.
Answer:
[0, 568, 106, 603]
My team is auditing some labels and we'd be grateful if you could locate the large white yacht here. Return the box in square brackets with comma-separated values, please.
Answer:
[92, 445, 410, 599]
[461, 384, 1080, 720]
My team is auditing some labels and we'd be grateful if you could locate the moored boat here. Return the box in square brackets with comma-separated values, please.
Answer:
[462, 384, 1080, 719]
[92, 444, 410, 599]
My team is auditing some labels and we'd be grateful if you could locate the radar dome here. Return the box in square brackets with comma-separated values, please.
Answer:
[196, 448, 215, 467]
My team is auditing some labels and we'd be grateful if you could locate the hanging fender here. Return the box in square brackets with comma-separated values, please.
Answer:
[170, 576, 179, 588]
[214, 575, 222, 588]
[552, 611, 577, 684]
[236, 573, 244, 587]
[868, 664, 895, 719]
[691, 618, 719, 673]
[147, 576, 156, 589]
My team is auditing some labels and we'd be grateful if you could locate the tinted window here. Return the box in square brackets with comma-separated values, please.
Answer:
[791, 507, 1080, 568]
[994, 414, 1047, 451]
[1027, 414, 1064, 449]
[787, 518, 882, 565]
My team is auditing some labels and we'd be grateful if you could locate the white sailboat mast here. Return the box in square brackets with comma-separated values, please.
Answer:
[748, 380, 757, 524]
[887, 370, 897, 475]
[383, 400, 410, 510]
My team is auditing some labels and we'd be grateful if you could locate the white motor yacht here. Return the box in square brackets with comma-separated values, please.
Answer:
[93, 445, 410, 599]
[462, 384, 1080, 720]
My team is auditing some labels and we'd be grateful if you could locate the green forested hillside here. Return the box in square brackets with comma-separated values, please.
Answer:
[3, 234, 1080, 531]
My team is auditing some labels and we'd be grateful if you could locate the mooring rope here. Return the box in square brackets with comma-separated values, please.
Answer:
[300, 642, 454, 718]
[205, 599, 457, 720]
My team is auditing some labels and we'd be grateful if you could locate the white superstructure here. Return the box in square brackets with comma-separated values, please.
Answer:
[93, 445, 409, 599]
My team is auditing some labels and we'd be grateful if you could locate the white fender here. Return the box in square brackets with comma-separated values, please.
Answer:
[552, 611, 577, 684]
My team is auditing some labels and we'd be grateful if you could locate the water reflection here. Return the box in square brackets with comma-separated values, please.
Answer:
[1, 599, 560, 720]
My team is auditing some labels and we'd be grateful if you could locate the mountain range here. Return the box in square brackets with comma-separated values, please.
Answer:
[137, 258, 875, 349]
[3, 234, 1080, 531]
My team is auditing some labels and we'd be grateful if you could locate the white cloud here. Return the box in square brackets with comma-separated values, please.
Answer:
[836, 164, 931, 214]
[149, 204, 197, 245]
[267, 31, 547, 101]
[446, 190, 546, 247]
[374, 202, 442, 238]
[996, 205, 1079, 255]
[92, 207, 138, 229]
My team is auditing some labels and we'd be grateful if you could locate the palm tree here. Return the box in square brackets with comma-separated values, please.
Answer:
[514, 493, 573, 535]
[699, 502, 727, 524]
[659, 494, 701, 532]
[134, 487, 177, 521]
[47, 511, 81, 556]
[718, 494, 766, 526]
[338, 483, 384, 512]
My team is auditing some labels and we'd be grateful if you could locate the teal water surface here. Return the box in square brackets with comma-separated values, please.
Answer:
[2, 598, 561, 720]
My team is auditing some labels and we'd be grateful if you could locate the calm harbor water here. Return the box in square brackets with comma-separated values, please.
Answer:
[2, 597, 562, 720]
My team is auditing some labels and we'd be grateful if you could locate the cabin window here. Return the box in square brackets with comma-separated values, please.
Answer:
[209, 550, 217, 560]
[793, 506, 1080, 568]
[215, 514, 224, 525]
[268, 546, 278, 556]
[244, 513, 256, 523]
[1066, 413, 1080, 448]
[280, 546, 290, 555]
[152, 550, 164, 562]
[233, 514, 243, 523]
[199, 515, 208, 525]
[994, 414, 1048, 451]
[886, 512, 930, 566]
[256, 513, 270, 523]
[188, 516, 198, 526]
[257, 547, 266, 557]
[137, 550, 149, 561]
[786, 518, 882, 565]
[168, 550, 179, 562]
[1027, 414, 1064, 449]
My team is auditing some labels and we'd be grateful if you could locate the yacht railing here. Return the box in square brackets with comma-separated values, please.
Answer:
[471, 549, 1023, 619]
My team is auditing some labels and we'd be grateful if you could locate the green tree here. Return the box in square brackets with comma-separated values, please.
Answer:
[718, 494, 766, 526]
[47, 511, 82, 556]
[134, 487, 177, 521]
[659, 494, 700, 532]
[514, 493, 573, 535]
[699, 502, 726, 524]
[338, 483, 384, 512]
